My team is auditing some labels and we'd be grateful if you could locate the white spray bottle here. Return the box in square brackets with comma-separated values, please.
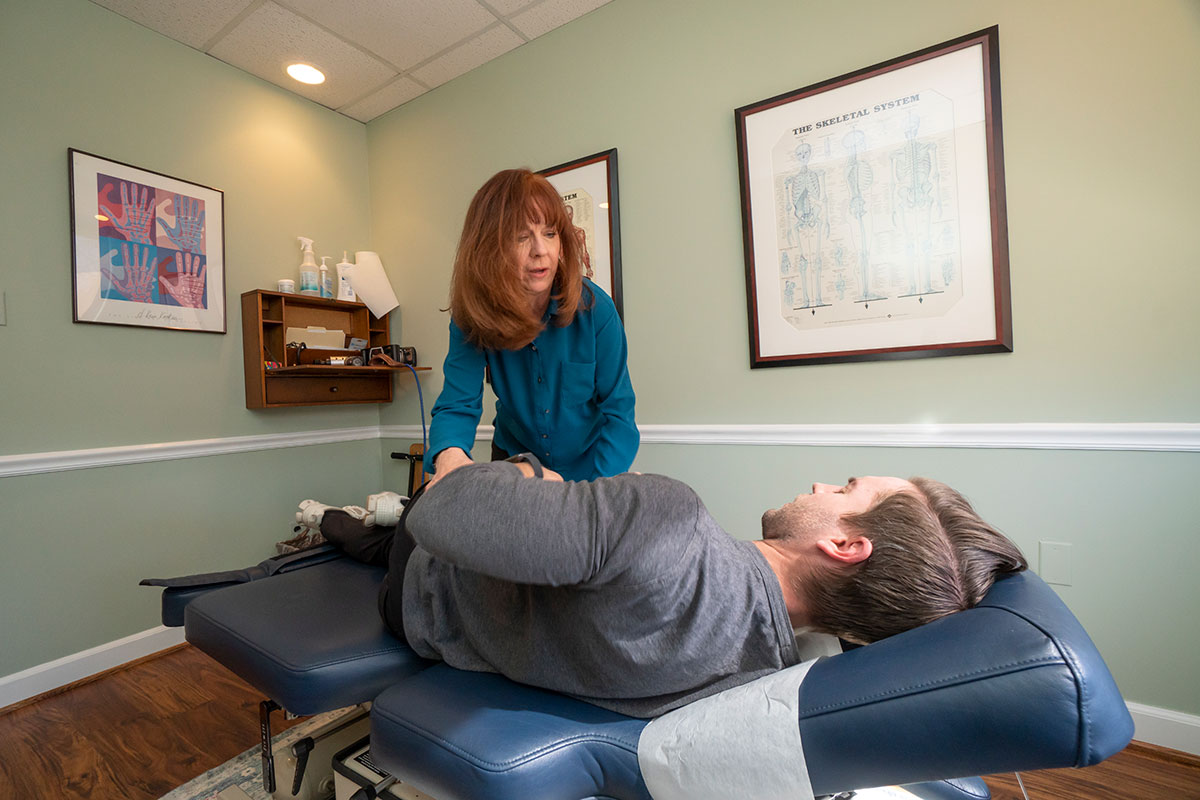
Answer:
[319, 256, 334, 298]
[297, 237, 320, 296]
[336, 251, 356, 302]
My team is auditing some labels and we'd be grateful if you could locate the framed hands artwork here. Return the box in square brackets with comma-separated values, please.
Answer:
[69, 149, 226, 333]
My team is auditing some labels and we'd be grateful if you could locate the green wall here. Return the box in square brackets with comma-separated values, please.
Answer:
[0, 0, 382, 455]
[368, 0, 1200, 717]
[372, 0, 1200, 426]
[2, 0, 1198, 725]
[0, 0, 392, 674]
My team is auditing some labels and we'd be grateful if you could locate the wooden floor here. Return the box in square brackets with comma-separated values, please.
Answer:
[0, 646, 305, 799]
[1, 645, 1197, 799]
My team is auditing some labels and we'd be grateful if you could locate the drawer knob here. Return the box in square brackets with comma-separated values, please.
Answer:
[330, 386, 339, 393]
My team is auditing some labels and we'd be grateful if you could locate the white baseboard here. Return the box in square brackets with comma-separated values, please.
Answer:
[0, 625, 185, 709]
[1128, 702, 1200, 756]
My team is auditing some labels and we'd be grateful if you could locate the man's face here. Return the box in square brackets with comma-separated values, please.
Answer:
[761, 476, 915, 541]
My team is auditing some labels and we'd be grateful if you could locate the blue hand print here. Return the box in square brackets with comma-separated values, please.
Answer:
[158, 194, 206, 253]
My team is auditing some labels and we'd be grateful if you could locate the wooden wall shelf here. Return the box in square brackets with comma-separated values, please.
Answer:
[241, 289, 426, 409]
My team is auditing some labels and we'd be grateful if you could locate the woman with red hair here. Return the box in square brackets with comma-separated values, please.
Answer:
[425, 168, 638, 484]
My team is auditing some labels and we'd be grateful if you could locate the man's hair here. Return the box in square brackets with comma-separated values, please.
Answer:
[449, 168, 588, 350]
[801, 477, 1027, 645]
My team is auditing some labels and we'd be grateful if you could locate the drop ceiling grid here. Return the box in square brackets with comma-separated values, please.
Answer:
[90, 0, 253, 50]
[285, 0, 500, 71]
[209, 2, 400, 108]
[87, 0, 614, 121]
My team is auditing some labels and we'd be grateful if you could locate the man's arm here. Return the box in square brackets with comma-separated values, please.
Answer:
[406, 461, 616, 586]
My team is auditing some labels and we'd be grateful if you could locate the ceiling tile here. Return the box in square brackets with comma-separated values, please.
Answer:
[486, 0, 540, 15]
[509, 0, 612, 39]
[89, 0, 254, 50]
[285, 0, 498, 71]
[208, 1, 398, 109]
[409, 25, 524, 90]
[339, 77, 429, 123]
[88, 0, 614, 121]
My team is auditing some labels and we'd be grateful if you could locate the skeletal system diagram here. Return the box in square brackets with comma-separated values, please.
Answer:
[771, 91, 964, 331]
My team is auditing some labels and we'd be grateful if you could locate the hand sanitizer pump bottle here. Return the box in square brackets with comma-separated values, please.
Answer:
[298, 237, 320, 296]
[319, 257, 334, 298]
[336, 251, 357, 302]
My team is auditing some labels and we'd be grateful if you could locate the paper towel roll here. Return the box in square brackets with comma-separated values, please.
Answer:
[350, 251, 400, 318]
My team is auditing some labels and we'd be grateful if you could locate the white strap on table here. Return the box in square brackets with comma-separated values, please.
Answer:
[637, 658, 824, 800]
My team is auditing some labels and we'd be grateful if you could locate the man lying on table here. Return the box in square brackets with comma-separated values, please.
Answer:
[315, 454, 1026, 717]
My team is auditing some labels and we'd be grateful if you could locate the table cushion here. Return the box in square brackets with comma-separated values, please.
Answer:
[371, 665, 650, 800]
[185, 557, 430, 715]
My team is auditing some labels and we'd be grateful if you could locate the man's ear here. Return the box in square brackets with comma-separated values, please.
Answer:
[815, 533, 872, 565]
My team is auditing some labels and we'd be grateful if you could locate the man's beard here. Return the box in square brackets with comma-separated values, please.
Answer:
[761, 500, 839, 542]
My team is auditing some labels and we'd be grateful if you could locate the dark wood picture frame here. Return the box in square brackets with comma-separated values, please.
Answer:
[539, 148, 624, 319]
[69, 148, 226, 334]
[735, 27, 1011, 367]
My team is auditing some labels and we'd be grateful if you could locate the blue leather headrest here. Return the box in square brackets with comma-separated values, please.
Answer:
[798, 570, 1133, 794]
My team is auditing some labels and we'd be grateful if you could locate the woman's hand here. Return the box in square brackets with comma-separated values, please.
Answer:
[511, 461, 564, 482]
[426, 447, 474, 489]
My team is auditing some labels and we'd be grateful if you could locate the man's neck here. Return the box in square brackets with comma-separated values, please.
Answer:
[753, 540, 808, 629]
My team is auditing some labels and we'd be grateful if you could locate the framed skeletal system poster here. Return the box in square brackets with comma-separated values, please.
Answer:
[736, 27, 1011, 367]
[539, 149, 623, 319]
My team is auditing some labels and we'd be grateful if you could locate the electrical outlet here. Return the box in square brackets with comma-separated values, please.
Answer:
[1039, 541, 1072, 586]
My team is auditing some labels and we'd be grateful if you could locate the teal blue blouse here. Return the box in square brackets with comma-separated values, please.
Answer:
[426, 280, 638, 481]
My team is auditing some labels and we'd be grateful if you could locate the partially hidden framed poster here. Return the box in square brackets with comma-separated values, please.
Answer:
[735, 27, 1011, 367]
[539, 148, 623, 319]
[69, 148, 226, 333]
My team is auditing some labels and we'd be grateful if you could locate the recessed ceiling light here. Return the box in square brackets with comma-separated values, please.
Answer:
[287, 63, 325, 85]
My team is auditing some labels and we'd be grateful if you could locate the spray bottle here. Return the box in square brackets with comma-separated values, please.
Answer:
[336, 251, 356, 302]
[319, 257, 334, 299]
[297, 237, 320, 296]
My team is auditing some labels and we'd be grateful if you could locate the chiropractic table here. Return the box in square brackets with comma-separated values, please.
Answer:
[147, 545, 1133, 800]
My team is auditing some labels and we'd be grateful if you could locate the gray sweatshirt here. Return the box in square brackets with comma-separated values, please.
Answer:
[401, 461, 800, 718]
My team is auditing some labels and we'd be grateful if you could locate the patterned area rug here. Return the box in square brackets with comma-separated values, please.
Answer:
[159, 709, 354, 800]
